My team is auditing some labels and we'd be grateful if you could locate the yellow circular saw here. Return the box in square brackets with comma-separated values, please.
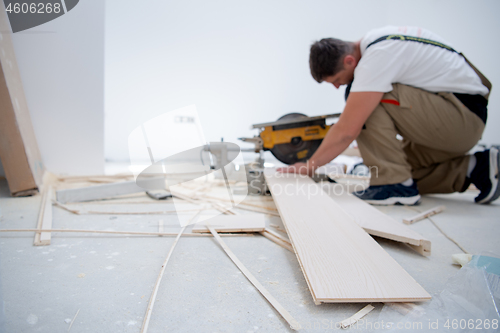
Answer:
[241, 113, 341, 165]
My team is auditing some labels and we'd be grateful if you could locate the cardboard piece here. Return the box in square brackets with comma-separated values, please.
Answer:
[0, 7, 44, 196]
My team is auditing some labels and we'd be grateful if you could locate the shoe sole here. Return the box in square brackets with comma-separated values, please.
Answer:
[477, 147, 500, 204]
[365, 194, 421, 206]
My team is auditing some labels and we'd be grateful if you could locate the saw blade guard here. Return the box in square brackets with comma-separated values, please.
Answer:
[268, 113, 324, 165]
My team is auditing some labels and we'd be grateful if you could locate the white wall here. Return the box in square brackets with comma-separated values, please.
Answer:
[105, 0, 500, 162]
[10, 0, 104, 175]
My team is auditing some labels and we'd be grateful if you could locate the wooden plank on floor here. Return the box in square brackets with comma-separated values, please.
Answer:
[56, 177, 164, 203]
[264, 170, 431, 303]
[403, 205, 445, 225]
[192, 215, 265, 233]
[260, 228, 294, 253]
[34, 185, 53, 246]
[208, 225, 301, 330]
[321, 183, 431, 256]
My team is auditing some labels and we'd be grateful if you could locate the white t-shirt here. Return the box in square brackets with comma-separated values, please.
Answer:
[350, 26, 489, 96]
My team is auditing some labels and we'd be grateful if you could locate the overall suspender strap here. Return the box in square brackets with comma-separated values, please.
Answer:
[365, 34, 492, 99]
[366, 34, 459, 53]
[461, 54, 492, 99]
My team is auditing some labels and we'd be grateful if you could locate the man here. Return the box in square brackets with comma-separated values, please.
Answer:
[279, 26, 499, 205]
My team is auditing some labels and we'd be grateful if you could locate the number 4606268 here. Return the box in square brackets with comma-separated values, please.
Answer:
[5, 2, 62, 14]
[444, 319, 498, 330]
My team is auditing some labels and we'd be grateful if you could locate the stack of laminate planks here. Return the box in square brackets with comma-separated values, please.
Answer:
[264, 170, 431, 304]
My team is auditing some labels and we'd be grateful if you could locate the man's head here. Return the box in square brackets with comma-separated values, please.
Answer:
[309, 38, 357, 88]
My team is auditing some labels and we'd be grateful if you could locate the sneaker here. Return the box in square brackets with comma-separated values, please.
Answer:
[469, 147, 500, 204]
[353, 182, 421, 205]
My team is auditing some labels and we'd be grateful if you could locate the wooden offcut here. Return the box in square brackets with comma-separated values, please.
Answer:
[264, 170, 431, 304]
[0, 229, 254, 237]
[34, 185, 53, 246]
[403, 205, 445, 225]
[192, 215, 265, 233]
[260, 228, 294, 253]
[141, 225, 187, 333]
[340, 304, 375, 328]
[208, 225, 301, 330]
[141, 210, 202, 333]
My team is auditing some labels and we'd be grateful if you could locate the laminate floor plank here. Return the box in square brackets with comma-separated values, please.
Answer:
[321, 183, 431, 256]
[264, 170, 431, 303]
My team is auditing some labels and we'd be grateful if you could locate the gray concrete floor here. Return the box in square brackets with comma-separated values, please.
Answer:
[0, 176, 499, 332]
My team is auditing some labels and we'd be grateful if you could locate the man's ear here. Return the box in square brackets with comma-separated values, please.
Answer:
[344, 55, 356, 68]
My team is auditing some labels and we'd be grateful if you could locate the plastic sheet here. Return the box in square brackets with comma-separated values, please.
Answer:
[378, 252, 500, 332]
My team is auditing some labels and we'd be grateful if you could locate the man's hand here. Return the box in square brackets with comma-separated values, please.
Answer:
[289, 91, 384, 168]
[277, 91, 384, 176]
[276, 162, 312, 175]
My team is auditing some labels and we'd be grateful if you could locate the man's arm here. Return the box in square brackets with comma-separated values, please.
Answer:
[278, 91, 384, 174]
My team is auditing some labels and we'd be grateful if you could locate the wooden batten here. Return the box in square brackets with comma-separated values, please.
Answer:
[192, 215, 265, 233]
[403, 205, 445, 225]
